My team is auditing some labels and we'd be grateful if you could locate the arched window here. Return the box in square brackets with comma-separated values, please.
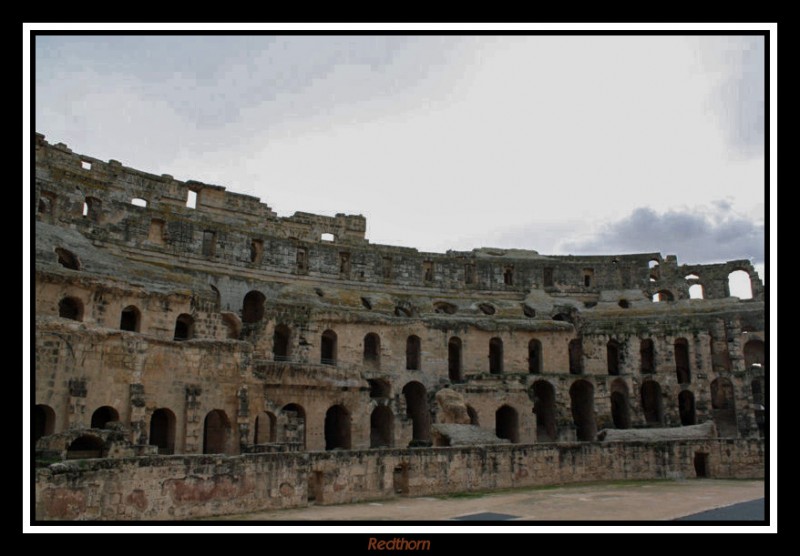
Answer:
[710, 378, 737, 437]
[91, 406, 119, 429]
[640, 339, 654, 373]
[34, 404, 56, 443]
[82, 196, 101, 221]
[610, 379, 630, 429]
[569, 339, 583, 374]
[495, 405, 519, 443]
[242, 290, 265, 323]
[370, 406, 393, 448]
[364, 333, 380, 368]
[674, 338, 690, 384]
[173, 314, 194, 341]
[203, 410, 231, 454]
[727, 270, 753, 299]
[489, 337, 503, 374]
[607, 339, 621, 375]
[55, 247, 80, 270]
[689, 284, 705, 299]
[58, 297, 83, 321]
[406, 335, 421, 370]
[679, 391, 696, 426]
[325, 405, 351, 450]
[254, 411, 277, 444]
[744, 339, 765, 369]
[532, 381, 557, 442]
[448, 337, 463, 382]
[652, 290, 674, 302]
[641, 381, 664, 425]
[321, 330, 337, 365]
[570, 380, 595, 441]
[528, 339, 542, 374]
[120, 305, 140, 332]
[273, 324, 291, 361]
[66, 435, 104, 459]
[150, 408, 176, 454]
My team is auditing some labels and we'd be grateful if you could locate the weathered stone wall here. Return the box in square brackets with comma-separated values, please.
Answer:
[35, 439, 764, 520]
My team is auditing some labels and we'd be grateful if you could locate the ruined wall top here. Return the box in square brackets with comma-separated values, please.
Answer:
[34, 133, 764, 301]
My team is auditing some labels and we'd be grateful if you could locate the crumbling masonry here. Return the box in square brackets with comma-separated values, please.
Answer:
[33, 133, 766, 520]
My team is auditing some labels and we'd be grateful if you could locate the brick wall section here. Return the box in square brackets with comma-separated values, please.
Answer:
[35, 439, 764, 520]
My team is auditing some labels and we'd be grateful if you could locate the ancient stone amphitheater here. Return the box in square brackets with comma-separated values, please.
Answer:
[32, 133, 766, 520]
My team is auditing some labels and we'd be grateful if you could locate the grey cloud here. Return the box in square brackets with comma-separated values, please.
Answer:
[558, 206, 764, 265]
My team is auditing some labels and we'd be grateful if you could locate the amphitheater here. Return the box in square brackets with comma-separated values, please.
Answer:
[32, 132, 766, 520]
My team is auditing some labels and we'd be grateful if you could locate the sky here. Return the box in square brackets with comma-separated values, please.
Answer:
[33, 34, 766, 274]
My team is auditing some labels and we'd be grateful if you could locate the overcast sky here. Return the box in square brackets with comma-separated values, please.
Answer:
[34, 34, 766, 272]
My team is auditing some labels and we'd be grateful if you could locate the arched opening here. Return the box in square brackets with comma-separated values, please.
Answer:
[495, 405, 519, 443]
[532, 380, 557, 442]
[466, 405, 480, 426]
[402, 381, 430, 444]
[641, 381, 664, 425]
[82, 196, 101, 221]
[607, 339, 621, 375]
[689, 284, 705, 299]
[242, 291, 266, 324]
[744, 339, 765, 369]
[273, 324, 291, 361]
[34, 404, 56, 443]
[433, 301, 457, 314]
[679, 391, 696, 426]
[570, 380, 596, 441]
[254, 411, 277, 444]
[203, 410, 231, 454]
[363, 333, 380, 368]
[406, 335, 421, 370]
[370, 406, 393, 448]
[652, 290, 674, 302]
[448, 337, 463, 382]
[321, 329, 337, 365]
[281, 403, 306, 449]
[120, 305, 140, 332]
[91, 406, 119, 429]
[368, 379, 391, 399]
[149, 408, 176, 454]
[610, 379, 630, 429]
[58, 296, 83, 321]
[66, 435, 104, 459]
[569, 339, 583, 374]
[674, 338, 691, 384]
[324, 405, 351, 450]
[131, 197, 147, 208]
[528, 339, 542, 374]
[173, 314, 194, 341]
[55, 247, 80, 270]
[489, 337, 503, 374]
[640, 339, 655, 374]
[711, 378, 738, 437]
[727, 270, 753, 299]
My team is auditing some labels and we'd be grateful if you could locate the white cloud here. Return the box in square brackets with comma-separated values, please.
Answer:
[34, 35, 765, 260]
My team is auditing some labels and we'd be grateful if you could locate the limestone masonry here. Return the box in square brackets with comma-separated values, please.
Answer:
[32, 133, 766, 520]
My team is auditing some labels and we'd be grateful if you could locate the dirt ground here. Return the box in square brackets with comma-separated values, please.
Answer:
[208, 479, 765, 522]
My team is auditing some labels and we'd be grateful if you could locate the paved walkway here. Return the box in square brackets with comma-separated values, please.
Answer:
[211, 479, 765, 521]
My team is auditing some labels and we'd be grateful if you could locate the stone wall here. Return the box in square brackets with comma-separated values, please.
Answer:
[35, 439, 764, 520]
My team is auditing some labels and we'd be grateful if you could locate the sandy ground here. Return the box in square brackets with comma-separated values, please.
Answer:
[207, 479, 765, 522]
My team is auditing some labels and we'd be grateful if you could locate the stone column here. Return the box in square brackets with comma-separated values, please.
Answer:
[67, 379, 87, 429]
[237, 385, 250, 454]
[184, 385, 202, 453]
[129, 383, 147, 445]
